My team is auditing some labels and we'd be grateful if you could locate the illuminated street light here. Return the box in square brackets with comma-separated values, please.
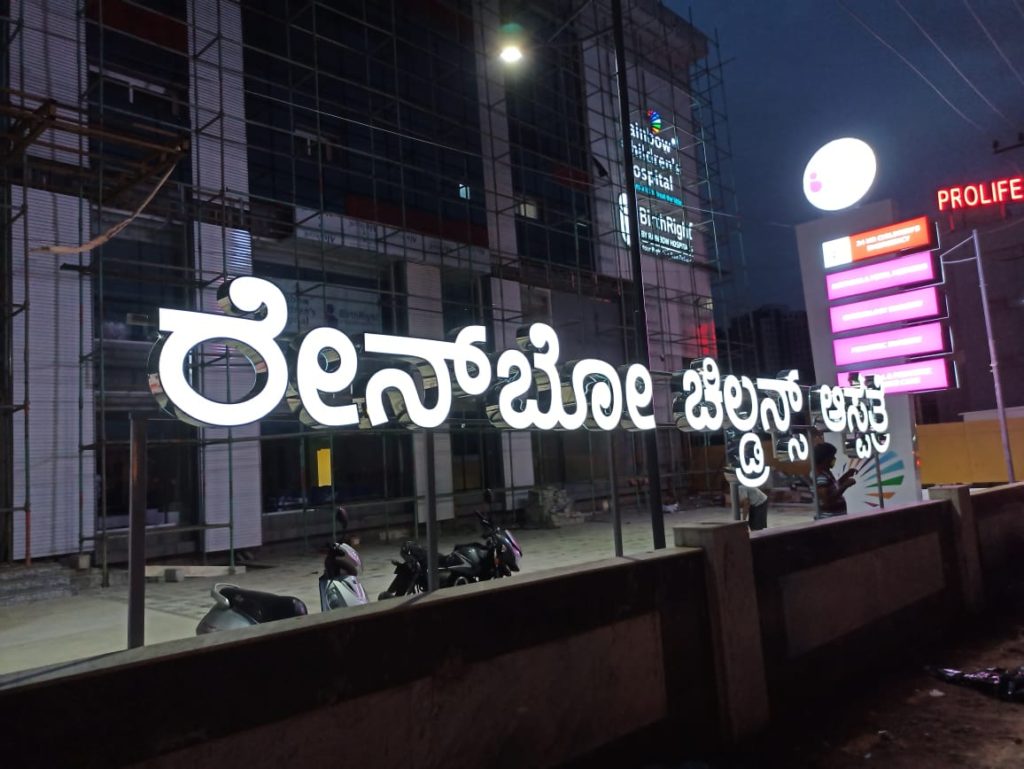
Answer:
[499, 44, 523, 63]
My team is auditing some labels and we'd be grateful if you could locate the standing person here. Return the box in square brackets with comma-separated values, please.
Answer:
[724, 470, 770, 531]
[741, 482, 769, 531]
[813, 442, 856, 519]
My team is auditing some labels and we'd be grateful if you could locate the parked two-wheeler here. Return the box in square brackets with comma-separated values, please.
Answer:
[196, 509, 368, 634]
[378, 511, 522, 599]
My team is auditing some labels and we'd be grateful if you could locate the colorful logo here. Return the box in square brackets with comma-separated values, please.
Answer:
[646, 109, 662, 134]
[857, 450, 905, 507]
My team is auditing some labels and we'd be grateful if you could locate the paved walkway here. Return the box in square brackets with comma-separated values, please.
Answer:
[0, 503, 816, 681]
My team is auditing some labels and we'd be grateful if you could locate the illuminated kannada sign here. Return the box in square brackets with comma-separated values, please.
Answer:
[825, 251, 937, 301]
[838, 358, 952, 395]
[148, 278, 892, 488]
[936, 176, 1024, 211]
[833, 321, 948, 367]
[829, 286, 942, 334]
[822, 216, 931, 269]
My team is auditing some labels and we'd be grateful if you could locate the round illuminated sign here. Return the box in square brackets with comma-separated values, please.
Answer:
[802, 138, 876, 211]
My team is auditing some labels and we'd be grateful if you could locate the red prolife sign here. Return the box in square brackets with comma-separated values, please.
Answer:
[936, 177, 1024, 211]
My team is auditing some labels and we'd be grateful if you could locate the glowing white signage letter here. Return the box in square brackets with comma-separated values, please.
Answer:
[149, 276, 289, 427]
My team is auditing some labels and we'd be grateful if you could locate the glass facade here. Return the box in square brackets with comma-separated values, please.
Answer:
[1, 0, 751, 565]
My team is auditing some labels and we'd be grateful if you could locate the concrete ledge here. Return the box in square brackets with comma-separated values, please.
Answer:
[674, 522, 769, 740]
[971, 482, 1024, 588]
[750, 501, 964, 709]
[927, 485, 984, 611]
[7, 484, 1024, 766]
[0, 550, 715, 769]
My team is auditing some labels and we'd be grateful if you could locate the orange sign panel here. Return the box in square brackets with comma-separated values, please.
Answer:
[851, 216, 931, 262]
[822, 216, 932, 269]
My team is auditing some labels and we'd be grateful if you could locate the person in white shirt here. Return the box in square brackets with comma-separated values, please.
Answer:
[724, 470, 769, 531]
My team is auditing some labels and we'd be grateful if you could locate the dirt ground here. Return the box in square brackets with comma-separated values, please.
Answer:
[756, 607, 1024, 769]
[602, 584, 1024, 769]
[705, 580, 1024, 769]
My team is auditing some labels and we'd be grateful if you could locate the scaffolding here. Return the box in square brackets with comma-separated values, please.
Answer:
[0, 0, 754, 570]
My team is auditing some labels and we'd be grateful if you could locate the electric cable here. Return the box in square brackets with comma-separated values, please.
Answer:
[836, 0, 984, 133]
[962, 0, 1024, 89]
[895, 0, 1013, 128]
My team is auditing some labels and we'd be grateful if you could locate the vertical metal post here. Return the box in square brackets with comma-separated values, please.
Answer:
[127, 413, 148, 649]
[874, 456, 885, 509]
[809, 429, 821, 519]
[611, 0, 665, 549]
[729, 480, 740, 522]
[974, 230, 1016, 483]
[425, 430, 439, 592]
[607, 432, 623, 557]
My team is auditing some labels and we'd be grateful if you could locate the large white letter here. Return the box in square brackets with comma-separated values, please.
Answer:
[150, 277, 288, 427]
[295, 327, 360, 427]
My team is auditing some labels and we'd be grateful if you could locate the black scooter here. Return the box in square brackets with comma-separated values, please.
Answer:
[377, 511, 522, 599]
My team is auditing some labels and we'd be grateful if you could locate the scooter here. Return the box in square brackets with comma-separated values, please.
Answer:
[196, 509, 368, 634]
[378, 510, 522, 599]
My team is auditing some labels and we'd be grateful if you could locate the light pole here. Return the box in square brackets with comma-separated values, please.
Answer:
[609, 0, 665, 548]
[941, 229, 1016, 483]
[499, 1, 666, 549]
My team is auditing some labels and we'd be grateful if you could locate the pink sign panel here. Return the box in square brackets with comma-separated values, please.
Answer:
[837, 358, 952, 394]
[833, 321, 948, 367]
[826, 251, 936, 301]
[830, 286, 941, 334]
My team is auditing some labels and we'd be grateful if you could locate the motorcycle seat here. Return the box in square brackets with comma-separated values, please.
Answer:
[213, 584, 308, 623]
[438, 552, 462, 569]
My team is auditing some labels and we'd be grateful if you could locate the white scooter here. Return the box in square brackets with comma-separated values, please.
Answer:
[196, 509, 368, 634]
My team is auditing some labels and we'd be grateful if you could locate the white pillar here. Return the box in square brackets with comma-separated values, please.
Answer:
[9, 1, 94, 559]
[188, 1, 261, 551]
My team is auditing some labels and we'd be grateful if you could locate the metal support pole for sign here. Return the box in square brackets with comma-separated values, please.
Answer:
[127, 413, 147, 649]
[425, 431, 439, 592]
[974, 230, 1016, 483]
[611, 0, 665, 549]
[874, 456, 885, 509]
[608, 433, 623, 557]
[729, 480, 740, 522]
[809, 429, 822, 519]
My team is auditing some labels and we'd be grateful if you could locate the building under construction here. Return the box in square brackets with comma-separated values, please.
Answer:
[0, 0, 753, 567]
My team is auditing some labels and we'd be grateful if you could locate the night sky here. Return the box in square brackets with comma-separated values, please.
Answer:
[676, 0, 1024, 310]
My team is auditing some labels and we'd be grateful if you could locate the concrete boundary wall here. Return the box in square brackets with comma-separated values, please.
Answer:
[749, 501, 965, 710]
[970, 482, 1024, 591]
[0, 551, 717, 769]
[3, 487, 1023, 767]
